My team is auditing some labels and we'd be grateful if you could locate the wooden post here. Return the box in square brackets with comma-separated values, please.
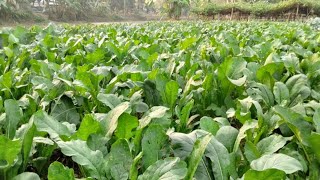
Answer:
[296, 4, 299, 21]
[124, 0, 126, 15]
[230, 8, 233, 20]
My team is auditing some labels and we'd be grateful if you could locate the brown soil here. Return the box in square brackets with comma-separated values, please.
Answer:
[0, 12, 168, 28]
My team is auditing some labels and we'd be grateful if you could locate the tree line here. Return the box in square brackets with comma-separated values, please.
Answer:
[1, 0, 308, 21]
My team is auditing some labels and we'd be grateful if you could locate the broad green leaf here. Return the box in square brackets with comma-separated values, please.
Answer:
[309, 132, 320, 162]
[285, 74, 311, 103]
[273, 82, 289, 106]
[115, 113, 138, 139]
[257, 62, 284, 88]
[313, 108, 320, 133]
[170, 130, 211, 180]
[170, 131, 198, 159]
[216, 126, 239, 152]
[15, 119, 36, 171]
[244, 141, 261, 162]
[0, 135, 22, 166]
[86, 48, 105, 64]
[309, 161, 320, 180]
[134, 102, 149, 113]
[12, 172, 40, 180]
[106, 139, 133, 180]
[165, 80, 179, 110]
[282, 53, 301, 73]
[5, 99, 22, 139]
[256, 134, 290, 155]
[91, 66, 112, 76]
[13, 26, 30, 44]
[33, 137, 54, 145]
[166, 58, 176, 77]
[104, 102, 130, 138]
[279, 146, 308, 172]
[155, 73, 169, 100]
[247, 82, 274, 107]
[142, 125, 167, 169]
[227, 152, 238, 179]
[33, 110, 71, 139]
[244, 169, 286, 180]
[105, 41, 121, 58]
[74, 115, 101, 141]
[186, 134, 212, 180]
[0, 71, 13, 91]
[138, 106, 169, 129]
[180, 37, 197, 50]
[205, 136, 230, 180]
[199, 116, 220, 135]
[273, 106, 313, 146]
[57, 140, 104, 179]
[170, 130, 229, 180]
[228, 75, 247, 86]
[4, 47, 13, 58]
[50, 96, 80, 125]
[138, 157, 187, 180]
[31, 76, 54, 91]
[213, 117, 230, 126]
[73, 72, 96, 95]
[97, 93, 122, 109]
[48, 161, 74, 180]
[237, 97, 253, 120]
[233, 120, 258, 152]
[8, 34, 19, 44]
[182, 75, 203, 96]
[223, 57, 247, 86]
[251, 153, 303, 174]
[87, 134, 109, 157]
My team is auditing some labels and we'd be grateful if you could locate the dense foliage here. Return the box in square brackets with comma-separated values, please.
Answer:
[0, 0, 150, 21]
[193, 0, 320, 17]
[0, 22, 320, 179]
[0, 0, 33, 20]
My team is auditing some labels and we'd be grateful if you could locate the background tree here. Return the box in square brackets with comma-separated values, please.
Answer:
[0, 0, 31, 20]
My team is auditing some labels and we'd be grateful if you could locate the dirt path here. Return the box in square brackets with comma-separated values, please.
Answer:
[91, 21, 152, 25]
[0, 20, 167, 29]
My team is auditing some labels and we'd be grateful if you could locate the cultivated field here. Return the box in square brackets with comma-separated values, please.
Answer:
[0, 22, 320, 179]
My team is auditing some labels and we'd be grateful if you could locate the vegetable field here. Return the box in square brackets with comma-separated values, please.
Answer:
[0, 22, 320, 180]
